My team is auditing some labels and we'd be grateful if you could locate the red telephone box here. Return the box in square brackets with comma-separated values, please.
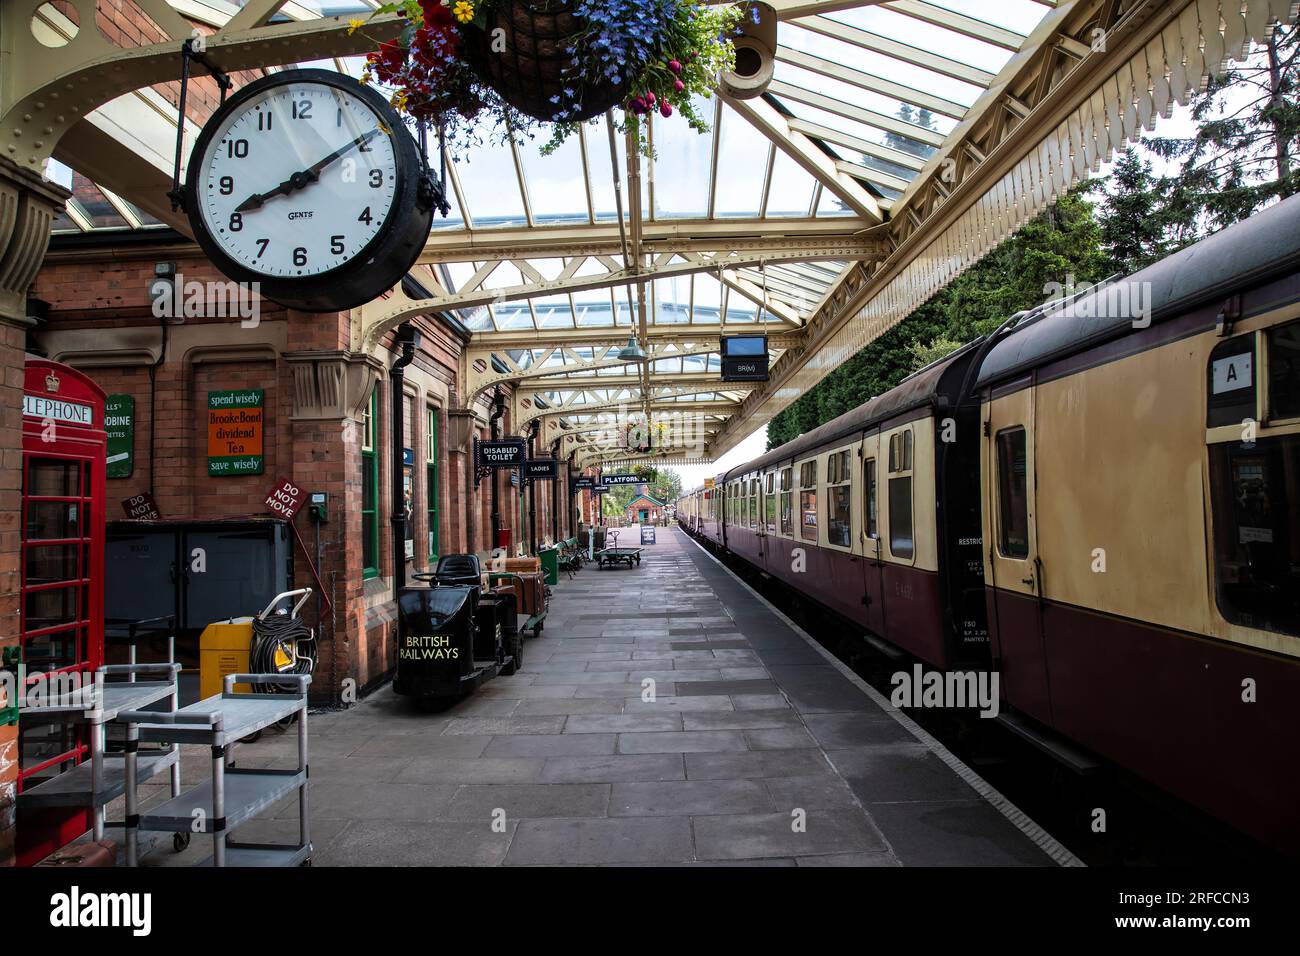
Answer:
[15, 360, 106, 865]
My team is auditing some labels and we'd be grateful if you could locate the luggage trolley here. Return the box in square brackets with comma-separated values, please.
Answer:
[122, 672, 311, 867]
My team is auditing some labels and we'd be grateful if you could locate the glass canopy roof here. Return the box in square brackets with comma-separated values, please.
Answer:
[50, 0, 1059, 464]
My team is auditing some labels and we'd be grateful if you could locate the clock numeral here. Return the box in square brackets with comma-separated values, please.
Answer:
[292, 99, 313, 120]
[336, 107, 343, 128]
[293, 247, 308, 268]
[219, 176, 234, 196]
[358, 207, 373, 226]
[330, 235, 345, 256]
[369, 169, 383, 188]
[257, 111, 273, 131]
[226, 139, 249, 159]
[229, 212, 243, 232]
[255, 239, 269, 259]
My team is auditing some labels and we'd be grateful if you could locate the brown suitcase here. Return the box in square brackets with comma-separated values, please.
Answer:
[36, 839, 117, 868]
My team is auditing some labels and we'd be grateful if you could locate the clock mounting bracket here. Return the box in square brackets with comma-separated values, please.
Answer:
[167, 37, 233, 215]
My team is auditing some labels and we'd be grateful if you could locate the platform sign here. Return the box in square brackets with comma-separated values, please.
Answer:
[105, 394, 134, 479]
[122, 493, 161, 521]
[593, 484, 610, 495]
[476, 438, 527, 469]
[721, 334, 770, 382]
[524, 458, 558, 480]
[640, 525, 657, 545]
[207, 389, 264, 476]
[603, 473, 643, 486]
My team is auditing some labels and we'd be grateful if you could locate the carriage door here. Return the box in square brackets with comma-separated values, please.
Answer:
[982, 381, 1051, 724]
[16, 361, 107, 864]
[861, 431, 886, 637]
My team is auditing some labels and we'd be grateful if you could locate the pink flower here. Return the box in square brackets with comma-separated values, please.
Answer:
[646, 91, 657, 105]
[668, 59, 682, 74]
[674, 79, 685, 93]
[660, 101, 673, 118]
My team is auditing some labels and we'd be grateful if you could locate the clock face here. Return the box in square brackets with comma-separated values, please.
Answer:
[194, 80, 400, 279]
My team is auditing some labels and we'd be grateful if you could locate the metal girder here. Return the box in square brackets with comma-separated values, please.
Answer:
[720, 93, 886, 222]
[361, 231, 879, 351]
[0, 1, 401, 172]
[775, 46, 969, 121]
[468, 340, 745, 395]
[527, 372, 756, 392]
[884, 1, 1027, 51]
[472, 325, 804, 348]
[794, 14, 998, 87]
[521, 393, 744, 429]
[419, 218, 880, 262]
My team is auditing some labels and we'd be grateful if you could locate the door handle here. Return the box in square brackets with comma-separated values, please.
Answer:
[1021, 576, 1035, 587]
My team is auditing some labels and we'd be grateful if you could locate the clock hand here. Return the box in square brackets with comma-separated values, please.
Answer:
[233, 128, 384, 213]
[305, 127, 383, 175]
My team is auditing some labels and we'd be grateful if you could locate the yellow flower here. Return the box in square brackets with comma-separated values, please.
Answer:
[452, 1, 474, 23]
[347, 17, 364, 35]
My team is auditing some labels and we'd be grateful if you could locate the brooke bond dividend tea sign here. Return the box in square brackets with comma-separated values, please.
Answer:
[208, 389, 264, 476]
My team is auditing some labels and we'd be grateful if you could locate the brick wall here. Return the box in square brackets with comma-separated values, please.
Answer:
[0, 319, 25, 867]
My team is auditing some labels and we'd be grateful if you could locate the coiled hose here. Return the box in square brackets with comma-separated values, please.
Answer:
[249, 611, 316, 695]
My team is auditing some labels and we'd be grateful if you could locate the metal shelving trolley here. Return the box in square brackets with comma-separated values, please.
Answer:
[17, 663, 183, 854]
[122, 673, 311, 867]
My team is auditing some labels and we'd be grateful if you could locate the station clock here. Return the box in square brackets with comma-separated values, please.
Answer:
[183, 69, 440, 312]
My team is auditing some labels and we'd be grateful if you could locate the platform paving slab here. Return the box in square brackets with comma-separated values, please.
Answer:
[132, 527, 1060, 867]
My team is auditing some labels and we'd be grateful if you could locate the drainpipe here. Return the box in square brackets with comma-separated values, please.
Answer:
[391, 324, 417, 601]
[527, 421, 538, 554]
[551, 439, 561, 544]
[489, 387, 505, 552]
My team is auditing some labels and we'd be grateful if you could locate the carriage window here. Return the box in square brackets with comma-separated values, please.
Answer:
[865, 459, 877, 538]
[1267, 321, 1300, 420]
[765, 474, 777, 534]
[889, 477, 913, 558]
[779, 467, 793, 536]
[827, 449, 852, 548]
[799, 461, 818, 541]
[889, 430, 913, 472]
[1209, 436, 1300, 637]
[749, 478, 759, 531]
[996, 428, 1030, 559]
[1208, 334, 1256, 429]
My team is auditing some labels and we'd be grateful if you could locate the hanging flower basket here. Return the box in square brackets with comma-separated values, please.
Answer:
[461, 1, 628, 123]
[356, 1, 747, 157]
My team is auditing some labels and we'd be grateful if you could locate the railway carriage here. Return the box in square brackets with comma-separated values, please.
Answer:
[680, 193, 1300, 855]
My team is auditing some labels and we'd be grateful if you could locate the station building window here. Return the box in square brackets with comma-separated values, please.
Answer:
[779, 467, 793, 536]
[996, 427, 1030, 559]
[827, 449, 852, 548]
[799, 460, 817, 542]
[426, 406, 439, 562]
[362, 385, 379, 579]
[887, 429, 913, 559]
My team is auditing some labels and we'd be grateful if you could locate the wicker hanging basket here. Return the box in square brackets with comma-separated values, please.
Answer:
[461, 1, 632, 123]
